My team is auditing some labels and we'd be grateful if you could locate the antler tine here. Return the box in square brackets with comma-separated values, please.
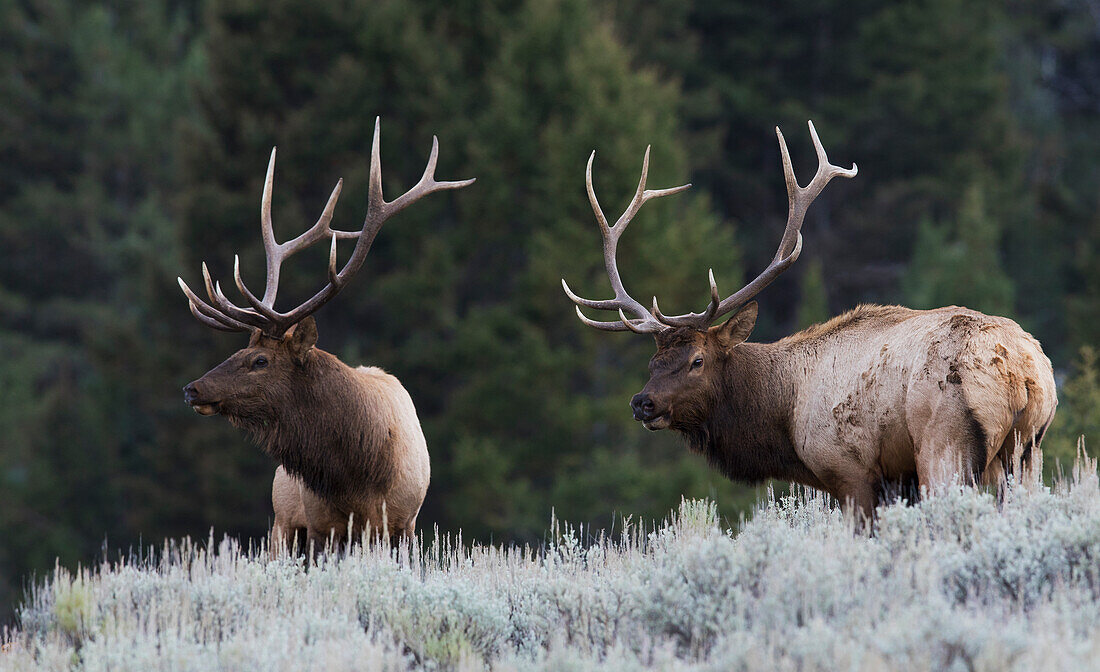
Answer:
[256, 147, 281, 308]
[650, 268, 721, 328]
[566, 305, 660, 333]
[586, 150, 611, 235]
[616, 146, 692, 230]
[212, 281, 268, 328]
[233, 255, 280, 321]
[225, 145, 350, 321]
[254, 174, 347, 309]
[177, 277, 253, 332]
[564, 147, 690, 333]
[653, 120, 855, 330]
[262, 117, 475, 332]
[261, 148, 278, 255]
[181, 121, 473, 337]
[368, 116, 385, 211]
[376, 132, 478, 220]
[771, 120, 857, 263]
[186, 299, 242, 332]
[195, 261, 266, 328]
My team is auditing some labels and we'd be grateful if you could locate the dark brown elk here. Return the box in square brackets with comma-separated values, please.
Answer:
[179, 119, 473, 546]
[563, 121, 1057, 517]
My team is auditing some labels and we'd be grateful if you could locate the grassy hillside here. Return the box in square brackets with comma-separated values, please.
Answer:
[3, 452, 1100, 671]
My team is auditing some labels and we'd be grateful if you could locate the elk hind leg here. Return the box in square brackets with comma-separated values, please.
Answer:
[827, 475, 878, 531]
[994, 412, 1054, 489]
[915, 399, 990, 493]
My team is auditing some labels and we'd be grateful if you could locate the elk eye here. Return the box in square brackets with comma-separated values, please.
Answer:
[691, 357, 704, 369]
[251, 356, 268, 370]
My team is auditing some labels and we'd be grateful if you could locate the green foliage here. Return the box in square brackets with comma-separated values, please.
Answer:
[0, 0, 231, 626]
[171, 0, 749, 545]
[50, 570, 92, 644]
[609, 0, 1024, 332]
[1045, 348, 1100, 476]
[901, 183, 1015, 316]
[1001, 0, 1100, 358]
[796, 258, 829, 329]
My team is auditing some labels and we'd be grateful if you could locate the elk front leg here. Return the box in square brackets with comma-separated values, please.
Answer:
[301, 487, 351, 554]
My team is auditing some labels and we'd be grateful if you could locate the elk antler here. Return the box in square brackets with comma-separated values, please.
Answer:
[561, 147, 691, 333]
[565, 121, 856, 333]
[652, 121, 856, 329]
[178, 118, 475, 337]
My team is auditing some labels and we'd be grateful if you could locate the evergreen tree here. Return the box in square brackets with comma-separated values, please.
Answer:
[1044, 347, 1100, 477]
[5, 0, 1100, 628]
[1002, 0, 1100, 358]
[901, 183, 1015, 316]
[175, 0, 750, 542]
[606, 0, 1025, 334]
[0, 0, 201, 623]
[796, 258, 830, 328]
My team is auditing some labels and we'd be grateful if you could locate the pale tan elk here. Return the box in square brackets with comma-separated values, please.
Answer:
[563, 121, 1057, 517]
[179, 119, 473, 547]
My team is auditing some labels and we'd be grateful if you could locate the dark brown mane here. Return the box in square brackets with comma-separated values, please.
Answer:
[671, 343, 823, 488]
[225, 349, 396, 509]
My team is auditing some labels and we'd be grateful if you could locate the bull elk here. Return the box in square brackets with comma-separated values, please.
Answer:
[563, 121, 1057, 517]
[179, 119, 473, 546]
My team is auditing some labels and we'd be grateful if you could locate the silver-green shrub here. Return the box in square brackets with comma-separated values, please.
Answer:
[4, 453, 1099, 671]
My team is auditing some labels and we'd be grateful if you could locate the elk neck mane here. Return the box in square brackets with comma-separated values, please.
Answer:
[777, 303, 913, 346]
[670, 341, 815, 487]
[674, 304, 914, 487]
[227, 349, 397, 509]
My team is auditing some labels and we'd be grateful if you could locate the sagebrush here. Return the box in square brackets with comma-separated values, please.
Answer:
[3, 450, 1100, 671]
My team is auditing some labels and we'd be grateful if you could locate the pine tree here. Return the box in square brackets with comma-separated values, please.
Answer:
[901, 183, 1015, 316]
[796, 258, 830, 328]
[1043, 347, 1100, 478]
[0, 0, 201, 623]
[175, 0, 749, 541]
[605, 0, 1025, 333]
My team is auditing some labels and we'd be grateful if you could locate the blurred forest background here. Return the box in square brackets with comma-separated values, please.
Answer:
[3, 0, 1100, 623]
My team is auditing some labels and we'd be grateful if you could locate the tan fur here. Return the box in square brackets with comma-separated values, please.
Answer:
[635, 303, 1057, 520]
[784, 305, 1056, 514]
[270, 366, 430, 549]
[185, 318, 431, 552]
[271, 465, 307, 548]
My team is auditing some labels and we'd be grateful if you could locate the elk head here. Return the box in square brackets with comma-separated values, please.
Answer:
[179, 118, 474, 422]
[563, 121, 856, 431]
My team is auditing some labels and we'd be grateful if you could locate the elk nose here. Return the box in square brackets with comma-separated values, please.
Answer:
[630, 393, 655, 421]
[183, 383, 199, 404]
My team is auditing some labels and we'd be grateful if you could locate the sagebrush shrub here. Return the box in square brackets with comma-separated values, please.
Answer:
[4, 455, 1100, 671]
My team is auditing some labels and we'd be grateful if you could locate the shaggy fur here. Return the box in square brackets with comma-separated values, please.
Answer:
[184, 318, 430, 546]
[227, 348, 397, 508]
[635, 303, 1058, 518]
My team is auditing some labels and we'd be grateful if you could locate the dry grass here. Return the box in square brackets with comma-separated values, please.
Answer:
[3, 449, 1099, 671]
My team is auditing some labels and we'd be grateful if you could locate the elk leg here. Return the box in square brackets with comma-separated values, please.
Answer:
[270, 520, 295, 553]
[915, 396, 989, 492]
[835, 479, 877, 527]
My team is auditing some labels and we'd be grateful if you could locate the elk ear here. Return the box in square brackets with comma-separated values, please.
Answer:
[715, 301, 758, 349]
[284, 316, 318, 365]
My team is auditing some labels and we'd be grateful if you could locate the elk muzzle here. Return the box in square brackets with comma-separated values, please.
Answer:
[630, 392, 670, 430]
[183, 381, 219, 416]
